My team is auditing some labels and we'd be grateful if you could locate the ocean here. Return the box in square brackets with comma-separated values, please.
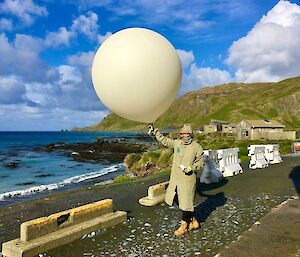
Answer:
[0, 131, 149, 206]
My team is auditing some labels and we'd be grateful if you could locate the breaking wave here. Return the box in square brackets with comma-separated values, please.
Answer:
[0, 164, 123, 201]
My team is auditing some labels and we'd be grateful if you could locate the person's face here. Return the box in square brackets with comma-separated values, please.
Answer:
[180, 132, 191, 138]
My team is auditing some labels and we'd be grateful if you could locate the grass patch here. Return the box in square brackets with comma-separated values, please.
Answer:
[268, 108, 279, 118]
[157, 167, 171, 174]
[113, 174, 135, 183]
[210, 97, 219, 104]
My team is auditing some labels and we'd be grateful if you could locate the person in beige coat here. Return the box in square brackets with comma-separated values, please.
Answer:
[148, 123, 204, 236]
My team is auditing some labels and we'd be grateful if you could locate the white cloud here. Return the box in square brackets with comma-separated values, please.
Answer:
[58, 65, 82, 89]
[227, 0, 300, 82]
[0, 18, 13, 31]
[0, 33, 57, 82]
[45, 27, 74, 47]
[71, 11, 99, 40]
[98, 31, 112, 44]
[176, 49, 195, 69]
[0, 75, 25, 104]
[0, 0, 48, 26]
[21, 61, 103, 113]
[0, 32, 103, 116]
[70, 0, 256, 35]
[180, 64, 233, 94]
[0, 20, 107, 131]
[260, 0, 300, 27]
[67, 51, 94, 67]
[24, 82, 60, 108]
[45, 11, 99, 47]
[55, 63, 104, 112]
[110, 0, 212, 32]
[0, 103, 109, 131]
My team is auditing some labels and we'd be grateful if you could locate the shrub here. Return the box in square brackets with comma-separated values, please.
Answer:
[124, 153, 142, 168]
[158, 149, 173, 165]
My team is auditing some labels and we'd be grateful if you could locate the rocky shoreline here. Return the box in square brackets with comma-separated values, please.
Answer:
[33, 137, 149, 164]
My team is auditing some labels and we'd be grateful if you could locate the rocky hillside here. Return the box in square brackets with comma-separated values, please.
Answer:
[73, 76, 300, 131]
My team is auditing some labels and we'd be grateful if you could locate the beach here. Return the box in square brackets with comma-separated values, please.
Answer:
[1, 156, 299, 256]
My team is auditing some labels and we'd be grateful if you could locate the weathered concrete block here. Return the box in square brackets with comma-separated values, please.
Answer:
[2, 199, 126, 257]
[139, 181, 169, 206]
[148, 181, 169, 198]
[20, 199, 113, 242]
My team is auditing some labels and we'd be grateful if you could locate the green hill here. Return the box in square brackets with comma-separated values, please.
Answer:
[73, 76, 300, 131]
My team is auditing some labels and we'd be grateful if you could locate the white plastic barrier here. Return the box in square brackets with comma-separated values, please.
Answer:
[200, 150, 223, 184]
[248, 145, 268, 169]
[264, 144, 282, 164]
[216, 148, 243, 177]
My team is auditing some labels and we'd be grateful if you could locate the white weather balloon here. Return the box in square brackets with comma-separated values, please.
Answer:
[91, 28, 182, 123]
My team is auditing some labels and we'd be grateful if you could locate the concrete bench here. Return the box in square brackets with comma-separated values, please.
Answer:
[2, 199, 126, 257]
[139, 181, 169, 206]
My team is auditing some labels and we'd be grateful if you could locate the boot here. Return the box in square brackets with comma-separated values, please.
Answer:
[174, 220, 188, 237]
[188, 217, 200, 231]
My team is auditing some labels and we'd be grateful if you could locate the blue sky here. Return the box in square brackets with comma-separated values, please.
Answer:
[0, 0, 300, 131]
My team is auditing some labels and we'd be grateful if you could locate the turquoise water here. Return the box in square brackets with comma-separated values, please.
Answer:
[0, 131, 148, 204]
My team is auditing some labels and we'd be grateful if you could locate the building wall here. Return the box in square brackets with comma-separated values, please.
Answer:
[254, 128, 284, 133]
[252, 131, 296, 140]
[222, 125, 237, 134]
[236, 120, 295, 140]
[204, 124, 217, 134]
[236, 121, 252, 140]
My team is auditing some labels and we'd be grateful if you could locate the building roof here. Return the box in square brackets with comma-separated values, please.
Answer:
[209, 119, 227, 125]
[243, 119, 285, 128]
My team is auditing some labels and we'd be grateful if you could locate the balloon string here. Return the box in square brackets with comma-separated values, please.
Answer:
[150, 134, 157, 145]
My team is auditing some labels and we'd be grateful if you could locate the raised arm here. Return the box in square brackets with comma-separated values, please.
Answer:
[148, 124, 175, 149]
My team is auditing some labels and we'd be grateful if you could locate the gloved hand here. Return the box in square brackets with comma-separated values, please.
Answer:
[148, 123, 155, 135]
[183, 166, 192, 173]
[179, 164, 192, 173]
[179, 164, 185, 170]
